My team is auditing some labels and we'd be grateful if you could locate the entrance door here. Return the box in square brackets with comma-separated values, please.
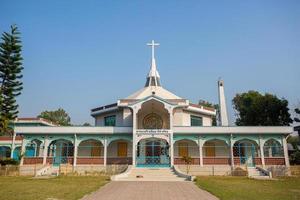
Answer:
[238, 143, 255, 167]
[136, 140, 170, 167]
[118, 142, 127, 157]
[51, 143, 72, 166]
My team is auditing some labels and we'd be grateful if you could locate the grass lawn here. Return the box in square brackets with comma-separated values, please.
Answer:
[0, 176, 109, 200]
[196, 176, 300, 200]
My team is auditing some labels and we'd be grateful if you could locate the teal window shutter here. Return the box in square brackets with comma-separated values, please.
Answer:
[191, 115, 203, 126]
[104, 115, 116, 126]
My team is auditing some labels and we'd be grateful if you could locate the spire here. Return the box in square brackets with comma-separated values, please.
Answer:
[218, 79, 229, 126]
[145, 40, 161, 87]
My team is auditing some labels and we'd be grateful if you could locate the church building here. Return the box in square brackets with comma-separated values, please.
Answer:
[0, 41, 293, 177]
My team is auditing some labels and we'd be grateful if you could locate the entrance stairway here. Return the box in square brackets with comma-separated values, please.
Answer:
[247, 167, 271, 180]
[114, 167, 188, 182]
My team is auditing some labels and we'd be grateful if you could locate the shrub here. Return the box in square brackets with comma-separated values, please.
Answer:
[0, 158, 19, 166]
[290, 151, 300, 165]
[181, 155, 192, 174]
[232, 167, 247, 176]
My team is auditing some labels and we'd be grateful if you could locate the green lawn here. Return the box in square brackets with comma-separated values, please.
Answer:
[0, 176, 109, 200]
[196, 176, 300, 200]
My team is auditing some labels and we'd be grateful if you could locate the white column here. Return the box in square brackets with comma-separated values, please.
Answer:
[169, 109, 174, 167]
[169, 132, 174, 167]
[259, 136, 265, 168]
[132, 109, 137, 167]
[20, 138, 26, 166]
[43, 136, 49, 165]
[104, 137, 107, 166]
[73, 134, 78, 166]
[10, 132, 16, 158]
[230, 134, 234, 168]
[282, 136, 290, 168]
[199, 137, 203, 167]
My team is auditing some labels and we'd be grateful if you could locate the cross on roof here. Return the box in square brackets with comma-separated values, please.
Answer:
[147, 40, 160, 60]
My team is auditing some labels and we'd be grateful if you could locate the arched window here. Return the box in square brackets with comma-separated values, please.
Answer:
[264, 139, 283, 157]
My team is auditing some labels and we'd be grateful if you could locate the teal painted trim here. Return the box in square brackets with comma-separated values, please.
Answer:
[261, 135, 283, 145]
[77, 135, 105, 144]
[200, 135, 230, 145]
[232, 135, 259, 145]
[136, 164, 170, 168]
[107, 135, 133, 145]
[173, 135, 198, 144]
[48, 135, 74, 144]
[23, 135, 45, 146]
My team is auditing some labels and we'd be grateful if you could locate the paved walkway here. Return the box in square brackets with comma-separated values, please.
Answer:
[82, 181, 219, 200]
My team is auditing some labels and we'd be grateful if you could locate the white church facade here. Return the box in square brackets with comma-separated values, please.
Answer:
[0, 41, 293, 176]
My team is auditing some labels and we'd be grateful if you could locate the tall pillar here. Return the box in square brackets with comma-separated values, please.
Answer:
[169, 109, 174, 167]
[282, 136, 290, 168]
[43, 136, 50, 165]
[259, 136, 265, 168]
[104, 137, 107, 166]
[10, 132, 16, 158]
[230, 134, 235, 168]
[132, 109, 137, 167]
[73, 134, 78, 166]
[170, 132, 174, 167]
[20, 138, 26, 166]
[218, 79, 229, 126]
[199, 137, 203, 167]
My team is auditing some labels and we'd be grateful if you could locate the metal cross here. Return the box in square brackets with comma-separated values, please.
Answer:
[147, 40, 160, 59]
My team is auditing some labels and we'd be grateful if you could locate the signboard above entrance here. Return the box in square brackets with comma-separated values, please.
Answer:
[136, 129, 171, 135]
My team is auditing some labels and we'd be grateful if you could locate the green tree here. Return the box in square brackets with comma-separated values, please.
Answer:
[38, 108, 71, 126]
[198, 100, 219, 126]
[232, 91, 292, 126]
[181, 155, 192, 174]
[0, 25, 23, 135]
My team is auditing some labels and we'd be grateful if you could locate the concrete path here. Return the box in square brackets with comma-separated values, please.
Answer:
[82, 181, 219, 200]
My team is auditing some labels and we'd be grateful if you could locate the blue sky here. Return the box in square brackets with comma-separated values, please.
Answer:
[1, 1, 299, 125]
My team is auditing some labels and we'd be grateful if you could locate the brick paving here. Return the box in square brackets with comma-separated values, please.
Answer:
[82, 181, 219, 200]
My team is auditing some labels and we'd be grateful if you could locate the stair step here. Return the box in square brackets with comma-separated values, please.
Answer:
[114, 167, 188, 182]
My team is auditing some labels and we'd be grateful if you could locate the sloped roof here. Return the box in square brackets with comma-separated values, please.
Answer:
[126, 86, 182, 100]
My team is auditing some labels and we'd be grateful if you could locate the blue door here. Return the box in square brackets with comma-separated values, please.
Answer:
[238, 143, 256, 167]
[136, 140, 170, 167]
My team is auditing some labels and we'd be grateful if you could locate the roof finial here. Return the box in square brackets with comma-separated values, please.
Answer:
[147, 40, 160, 60]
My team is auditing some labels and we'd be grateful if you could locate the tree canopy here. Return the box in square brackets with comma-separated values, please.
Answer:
[0, 25, 23, 135]
[232, 91, 292, 126]
[38, 108, 71, 126]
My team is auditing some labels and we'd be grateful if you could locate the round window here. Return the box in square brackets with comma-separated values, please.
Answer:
[143, 113, 163, 129]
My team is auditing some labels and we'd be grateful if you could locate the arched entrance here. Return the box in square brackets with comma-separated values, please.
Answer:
[107, 139, 132, 164]
[0, 146, 11, 159]
[174, 139, 199, 165]
[233, 139, 259, 167]
[136, 138, 170, 167]
[203, 139, 230, 165]
[48, 139, 74, 166]
[77, 139, 104, 165]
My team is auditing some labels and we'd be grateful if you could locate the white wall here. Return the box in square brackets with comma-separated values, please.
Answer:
[93, 105, 213, 127]
[107, 141, 132, 157]
[203, 140, 229, 157]
[174, 140, 199, 157]
[95, 109, 133, 127]
[173, 108, 212, 126]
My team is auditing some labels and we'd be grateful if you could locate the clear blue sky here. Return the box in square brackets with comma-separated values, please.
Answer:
[1, 1, 299, 125]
